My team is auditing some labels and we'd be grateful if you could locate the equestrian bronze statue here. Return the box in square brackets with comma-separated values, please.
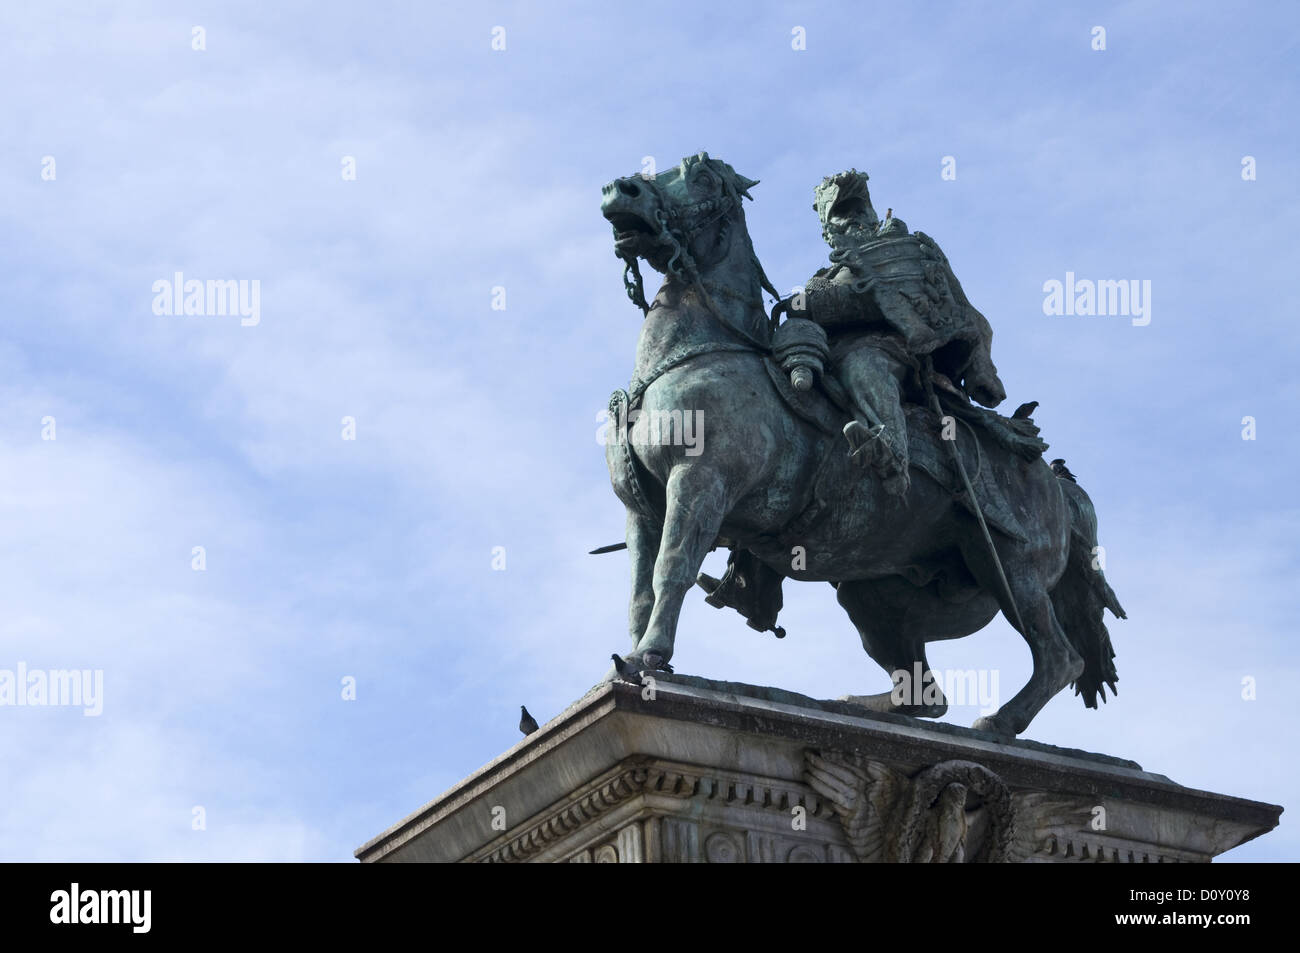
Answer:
[598, 153, 1125, 737]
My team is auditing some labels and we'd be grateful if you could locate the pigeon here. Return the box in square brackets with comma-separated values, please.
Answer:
[885, 208, 893, 220]
[1012, 400, 1039, 420]
[610, 653, 641, 683]
[1050, 458, 1077, 483]
[518, 705, 539, 736]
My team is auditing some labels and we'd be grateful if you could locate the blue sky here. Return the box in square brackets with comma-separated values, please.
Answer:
[1, 1, 1296, 861]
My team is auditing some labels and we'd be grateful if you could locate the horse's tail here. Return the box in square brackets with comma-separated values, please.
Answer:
[1051, 476, 1126, 709]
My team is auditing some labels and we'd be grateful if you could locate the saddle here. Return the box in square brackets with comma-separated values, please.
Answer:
[762, 357, 1035, 543]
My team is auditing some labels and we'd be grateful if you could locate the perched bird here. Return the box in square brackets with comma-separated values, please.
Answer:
[885, 208, 893, 220]
[610, 653, 640, 683]
[1012, 400, 1039, 420]
[518, 705, 539, 736]
[1050, 458, 1077, 483]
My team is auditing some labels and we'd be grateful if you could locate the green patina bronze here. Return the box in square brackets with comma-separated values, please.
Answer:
[599, 153, 1124, 737]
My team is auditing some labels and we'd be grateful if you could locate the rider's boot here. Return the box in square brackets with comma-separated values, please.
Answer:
[843, 418, 910, 497]
[836, 344, 912, 496]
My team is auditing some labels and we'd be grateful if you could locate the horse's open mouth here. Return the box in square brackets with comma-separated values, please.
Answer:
[606, 211, 657, 250]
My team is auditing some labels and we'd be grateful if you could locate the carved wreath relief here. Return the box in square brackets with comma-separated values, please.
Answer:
[804, 750, 1092, 863]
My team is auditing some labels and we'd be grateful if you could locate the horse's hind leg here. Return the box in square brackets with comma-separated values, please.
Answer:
[965, 547, 1083, 736]
[835, 578, 949, 718]
[634, 465, 728, 669]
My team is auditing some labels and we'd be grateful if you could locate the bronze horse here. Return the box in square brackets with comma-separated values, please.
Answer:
[600, 153, 1124, 736]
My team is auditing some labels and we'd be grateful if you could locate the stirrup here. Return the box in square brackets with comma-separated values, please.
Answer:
[844, 420, 885, 458]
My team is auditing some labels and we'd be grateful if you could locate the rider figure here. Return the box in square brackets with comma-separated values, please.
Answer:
[793, 169, 1008, 495]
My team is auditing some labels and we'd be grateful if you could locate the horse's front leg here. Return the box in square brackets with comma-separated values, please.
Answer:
[625, 510, 661, 652]
[634, 464, 728, 669]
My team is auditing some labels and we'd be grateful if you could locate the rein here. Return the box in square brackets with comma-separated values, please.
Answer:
[628, 340, 756, 406]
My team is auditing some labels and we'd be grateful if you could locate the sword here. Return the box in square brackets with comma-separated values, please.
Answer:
[923, 358, 1027, 634]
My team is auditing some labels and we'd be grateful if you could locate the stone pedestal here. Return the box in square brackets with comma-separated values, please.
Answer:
[355, 676, 1281, 863]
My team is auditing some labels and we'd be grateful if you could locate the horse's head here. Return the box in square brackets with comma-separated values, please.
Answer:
[602, 152, 760, 311]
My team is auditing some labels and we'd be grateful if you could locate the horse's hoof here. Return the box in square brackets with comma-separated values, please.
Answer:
[610, 654, 643, 684]
[972, 713, 1017, 737]
[642, 652, 673, 673]
[840, 692, 896, 712]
